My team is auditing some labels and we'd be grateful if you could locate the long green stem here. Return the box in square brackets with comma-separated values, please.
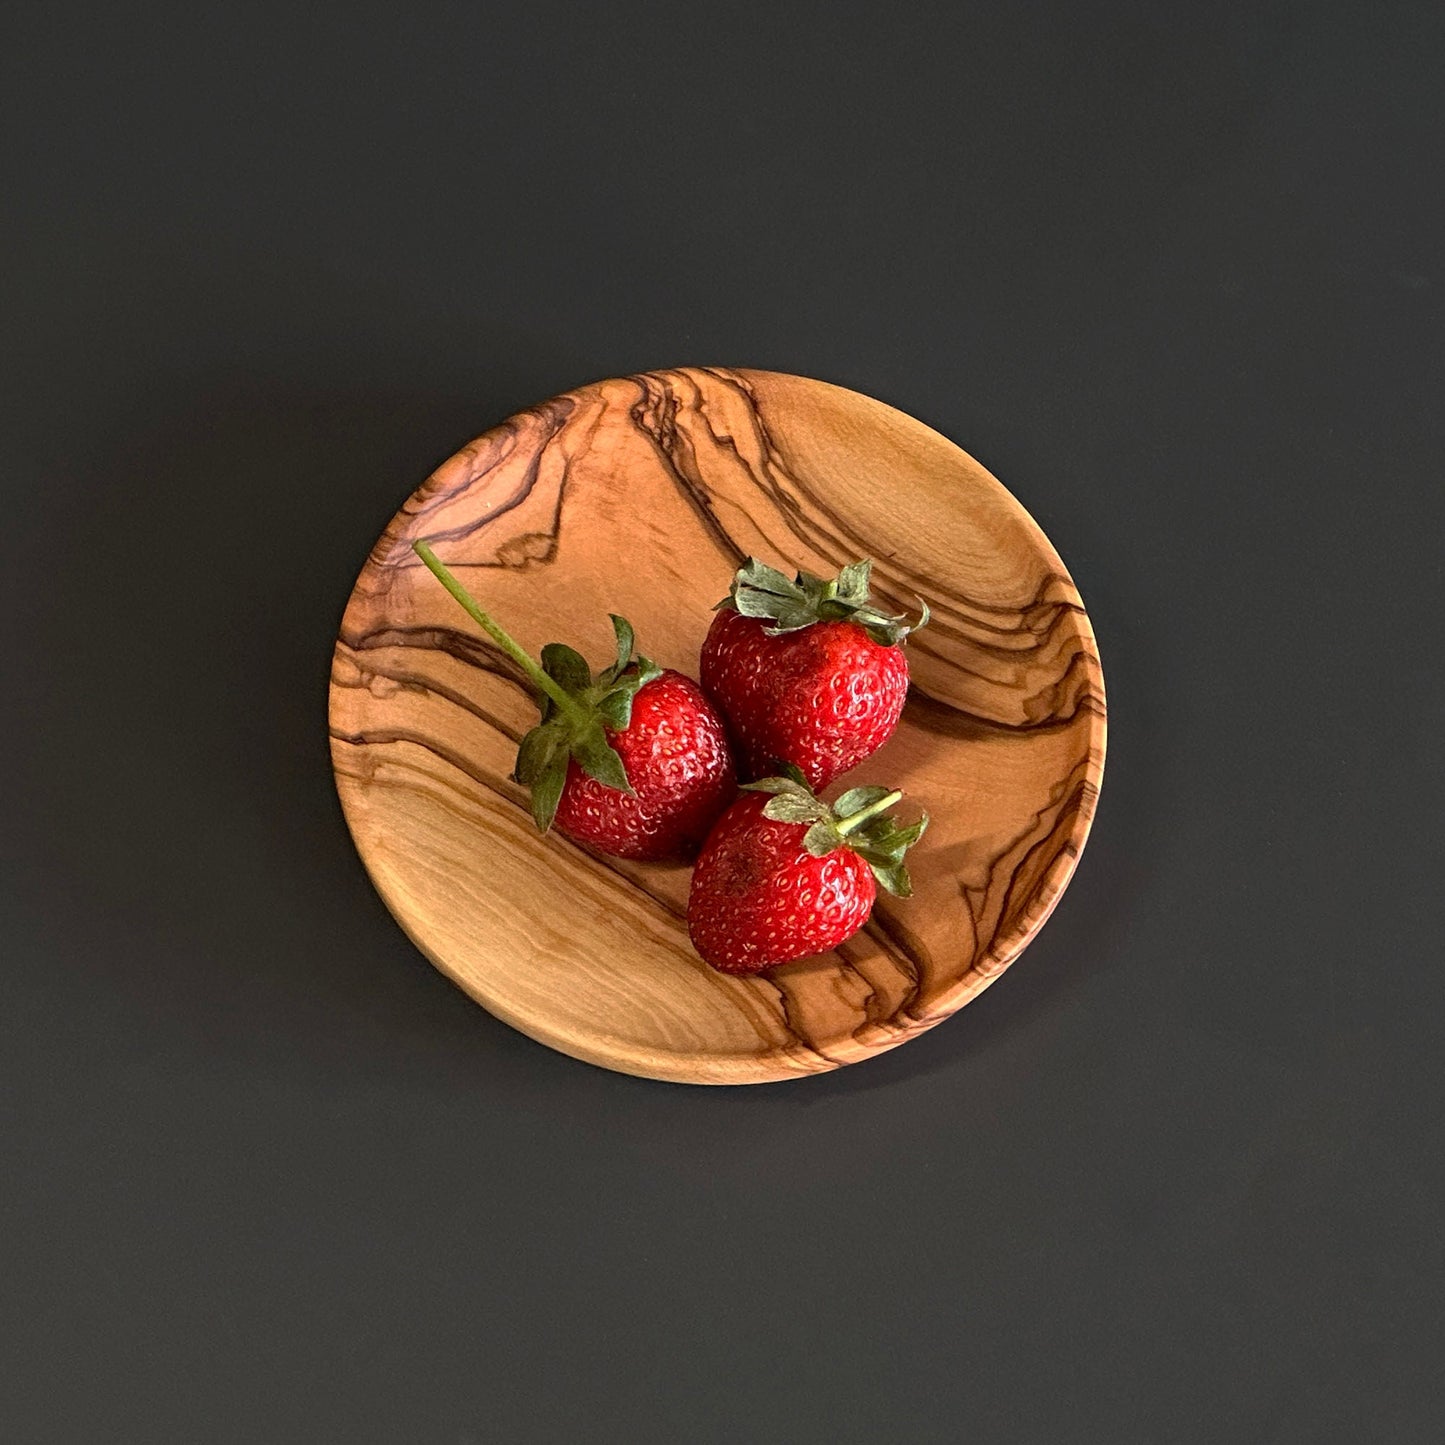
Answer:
[412, 539, 584, 721]
[836, 789, 903, 836]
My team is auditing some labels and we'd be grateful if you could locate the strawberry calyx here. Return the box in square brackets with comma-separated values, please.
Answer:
[715, 557, 928, 646]
[413, 540, 661, 832]
[741, 763, 928, 897]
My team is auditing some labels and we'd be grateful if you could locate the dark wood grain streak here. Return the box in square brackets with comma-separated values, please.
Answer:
[329, 368, 1106, 1083]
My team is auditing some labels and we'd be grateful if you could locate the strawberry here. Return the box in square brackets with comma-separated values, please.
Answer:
[700, 558, 927, 790]
[687, 767, 927, 974]
[413, 541, 735, 861]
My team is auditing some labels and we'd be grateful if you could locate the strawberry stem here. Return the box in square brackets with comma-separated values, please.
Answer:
[412, 539, 585, 723]
[835, 789, 904, 835]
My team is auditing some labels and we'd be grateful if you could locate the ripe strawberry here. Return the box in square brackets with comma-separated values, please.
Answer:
[413, 541, 735, 861]
[687, 767, 927, 974]
[700, 558, 927, 790]
[549, 669, 736, 859]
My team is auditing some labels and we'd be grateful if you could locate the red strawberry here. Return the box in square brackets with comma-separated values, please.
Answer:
[413, 541, 735, 861]
[700, 558, 927, 790]
[551, 669, 736, 859]
[687, 768, 927, 974]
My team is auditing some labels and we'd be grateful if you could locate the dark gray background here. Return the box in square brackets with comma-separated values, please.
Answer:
[4, 1, 1443, 1440]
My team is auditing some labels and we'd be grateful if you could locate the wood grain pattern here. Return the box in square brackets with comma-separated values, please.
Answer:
[329, 368, 1106, 1083]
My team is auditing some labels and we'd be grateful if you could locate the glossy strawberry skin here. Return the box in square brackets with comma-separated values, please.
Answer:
[700, 608, 910, 789]
[687, 793, 877, 973]
[552, 669, 736, 861]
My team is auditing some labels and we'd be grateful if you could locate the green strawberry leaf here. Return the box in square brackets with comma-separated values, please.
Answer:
[869, 859, 914, 898]
[741, 763, 926, 889]
[530, 751, 569, 832]
[835, 786, 928, 889]
[761, 793, 832, 826]
[834, 559, 872, 605]
[733, 588, 790, 620]
[541, 642, 591, 697]
[743, 764, 813, 798]
[738, 559, 799, 597]
[514, 721, 564, 786]
[833, 785, 896, 818]
[856, 813, 929, 856]
[803, 820, 844, 856]
[595, 687, 635, 731]
[719, 555, 928, 646]
[591, 621, 660, 731]
[742, 779, 800, 796]
[572, 721, 633, 794]
[609, 615, 634, 674]
[763, 604, 819, 635]
[888, 815, 930, 849]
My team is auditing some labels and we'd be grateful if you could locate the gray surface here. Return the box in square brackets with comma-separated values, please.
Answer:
[4, 1, 1444, 1440]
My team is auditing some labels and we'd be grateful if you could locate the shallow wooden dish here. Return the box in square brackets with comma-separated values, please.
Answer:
[330, 368, 1106, 1083]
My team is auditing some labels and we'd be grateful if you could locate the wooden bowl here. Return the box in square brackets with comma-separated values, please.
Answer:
[329, 369, 1106, 1083]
